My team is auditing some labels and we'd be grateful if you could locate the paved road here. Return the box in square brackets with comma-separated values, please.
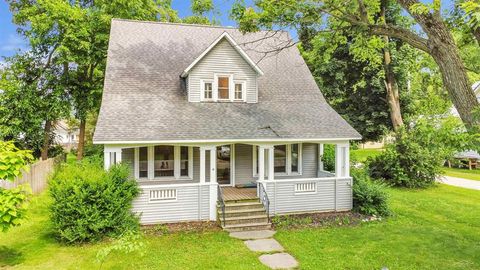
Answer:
[438, 176, 480, 190]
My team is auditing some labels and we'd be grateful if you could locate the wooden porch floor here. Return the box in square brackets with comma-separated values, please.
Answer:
[222, 187, 257, 201]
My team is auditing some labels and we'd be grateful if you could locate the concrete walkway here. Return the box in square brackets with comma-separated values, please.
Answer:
[230, 230, 298, 269]
[438, 175, 480, 190]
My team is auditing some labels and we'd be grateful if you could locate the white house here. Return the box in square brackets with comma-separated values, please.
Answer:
[93, 19, 361, 231]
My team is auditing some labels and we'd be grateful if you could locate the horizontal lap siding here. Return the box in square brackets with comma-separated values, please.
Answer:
[189, 39, 257, 103]
[266, 178, 352, 215]
[133, 185, 211, 224]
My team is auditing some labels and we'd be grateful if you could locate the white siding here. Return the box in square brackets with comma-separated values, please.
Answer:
[133, 184, 211, 224]
[188, 39, 258, 103]
[264, 177, 353, 215]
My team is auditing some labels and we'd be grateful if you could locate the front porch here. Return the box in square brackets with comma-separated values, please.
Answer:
[102, 141, 352, 225]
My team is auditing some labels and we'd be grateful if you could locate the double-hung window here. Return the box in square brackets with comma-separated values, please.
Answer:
[253, 144, 302, 176]
[135, 146, 193, 180]
[201, 74, 246, 102]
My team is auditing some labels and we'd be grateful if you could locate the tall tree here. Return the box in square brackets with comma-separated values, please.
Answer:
[7, 0, 179, 160]
[231, 0, 480, 129]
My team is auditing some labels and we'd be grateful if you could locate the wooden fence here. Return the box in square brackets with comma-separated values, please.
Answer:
[0, 157, 59, 194]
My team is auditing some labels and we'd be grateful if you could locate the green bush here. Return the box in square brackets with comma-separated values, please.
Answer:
[368, 117, 475, 188]
[322, 144, 335, 172]
[49, 160, 139, 243]
[368, 129, 441, 188]
[352, 169, 390, 217]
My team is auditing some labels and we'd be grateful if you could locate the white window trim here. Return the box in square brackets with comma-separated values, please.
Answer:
[134, 145, 193, 181]
[233, 80, 246, 102]
[252, 143, 302, 177]
[214, 73, 234, 101]
[200, 79, 213, 101]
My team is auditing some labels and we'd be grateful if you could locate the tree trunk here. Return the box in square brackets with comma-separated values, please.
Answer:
[397, 0, 480, 129]
[76, 119, 86, 160]
[383, 41, 404, 131]
[473, 27, 480, 46]
[381, 0, 404, 131]
[41, 120, 51, 160]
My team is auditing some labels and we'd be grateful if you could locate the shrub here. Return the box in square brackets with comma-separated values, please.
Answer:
[49, 160, 139, 243]
[368, 117, 475, 188]
[322, 144, 335, 171]
[352, 169, 390, 217]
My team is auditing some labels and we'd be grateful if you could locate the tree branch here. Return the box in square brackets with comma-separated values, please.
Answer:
[356, 0, 369, 23]
[367, 24, 429, 52]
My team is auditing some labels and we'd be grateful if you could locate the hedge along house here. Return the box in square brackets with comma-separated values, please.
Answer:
[93, 19, 361, 231]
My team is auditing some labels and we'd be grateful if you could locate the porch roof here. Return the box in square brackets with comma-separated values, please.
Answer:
[93, 19, 361, 144]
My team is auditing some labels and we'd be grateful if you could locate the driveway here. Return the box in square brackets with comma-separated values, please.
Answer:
[437, 175, 480, 190]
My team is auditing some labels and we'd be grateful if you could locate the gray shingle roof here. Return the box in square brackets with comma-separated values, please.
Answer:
[93, 19, 361, 143]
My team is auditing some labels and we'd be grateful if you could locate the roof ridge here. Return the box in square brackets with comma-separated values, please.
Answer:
[112, 18, 239, 30]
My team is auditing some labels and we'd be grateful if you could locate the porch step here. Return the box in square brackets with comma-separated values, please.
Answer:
[223, 222, 272, 232]
[224, 215, 269, 226]
[225, 201, 264, 211]
[222, 208, 267, 218]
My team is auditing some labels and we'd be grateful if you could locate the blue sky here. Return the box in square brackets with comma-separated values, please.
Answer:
[0, 0, 455, 59]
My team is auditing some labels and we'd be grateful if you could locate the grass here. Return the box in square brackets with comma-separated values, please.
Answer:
[0, 193, 266, 270]
[2, 185, 479, 269]
[442, 167, 480, 181]
[351, 148, 383, 162]
[275, 185, 480, 270]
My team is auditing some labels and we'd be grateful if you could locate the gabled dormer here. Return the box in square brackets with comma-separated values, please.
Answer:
[181, 32, 263, 103]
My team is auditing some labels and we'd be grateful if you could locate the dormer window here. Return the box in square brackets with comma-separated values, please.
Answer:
[218, 76, 230, 100]
[234, 82, 245, 100]
[203, 81, 213, 100]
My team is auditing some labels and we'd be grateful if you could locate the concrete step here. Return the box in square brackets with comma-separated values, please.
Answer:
[224, 215, 269, 226]
[223, 222, 272, 232]
[221, 208, 267, 218]
[224, 201, 264, 211]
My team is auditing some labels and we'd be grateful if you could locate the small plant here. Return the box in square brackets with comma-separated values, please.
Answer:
[152, 224, 169, 235]
[0, 140, 33, 232]
[352, 169, 390, 217]
[96, 230, 145, 269]
[49, 160, 139, 243]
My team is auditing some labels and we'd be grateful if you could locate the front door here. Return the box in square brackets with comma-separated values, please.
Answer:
[217, 145, 232, 185]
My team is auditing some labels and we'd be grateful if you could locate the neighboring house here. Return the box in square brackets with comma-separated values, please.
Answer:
[93, 19, 361, 231]
[53, 120, 79, 150]
[450, 81, 480, 168]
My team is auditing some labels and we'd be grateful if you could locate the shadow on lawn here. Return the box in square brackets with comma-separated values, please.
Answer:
[0, 246, 25, 267]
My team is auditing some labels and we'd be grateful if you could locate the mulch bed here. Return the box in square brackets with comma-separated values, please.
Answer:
[142, 221, 221, 236]
[271, 211, 373, 230]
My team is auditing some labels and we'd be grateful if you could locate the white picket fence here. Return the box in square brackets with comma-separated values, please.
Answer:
[0, 158, 56, 194]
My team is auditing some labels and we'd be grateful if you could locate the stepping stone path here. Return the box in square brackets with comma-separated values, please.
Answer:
[230, 230, 299, 269]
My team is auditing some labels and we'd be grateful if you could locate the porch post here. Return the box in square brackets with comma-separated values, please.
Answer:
[104, 147, 111, 170]
[258, 146, 265, 182]
[199, 147, 206, 183]
[208, 146, 217, 221]
[318, 143, 324, 171]
[335, 143, 349, 177]
[115, 149, 122, 164]
[104, 146, 122, 170]
[267, 146, 274, 181]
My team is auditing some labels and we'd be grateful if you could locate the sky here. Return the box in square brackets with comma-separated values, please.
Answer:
[0, 0, 456, 59]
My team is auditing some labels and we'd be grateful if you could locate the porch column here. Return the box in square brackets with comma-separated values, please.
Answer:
[199, 147, 206, 183]
[318, 143, 324, 171]
[258, 146, 265, 181]
[208, 146, 217, 221]
[335, 143, 350, 177]
[267, 146, 275, 181]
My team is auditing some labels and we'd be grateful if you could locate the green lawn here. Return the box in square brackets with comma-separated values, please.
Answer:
[442, 167, 480, 181]
[351, 148, 383, 162]
[0, 193, 266, 270]
[2, 185, 479, 269]
[275, 185, 480, 270]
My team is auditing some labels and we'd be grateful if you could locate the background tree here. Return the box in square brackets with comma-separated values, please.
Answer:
[231, 0, 480, 129]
